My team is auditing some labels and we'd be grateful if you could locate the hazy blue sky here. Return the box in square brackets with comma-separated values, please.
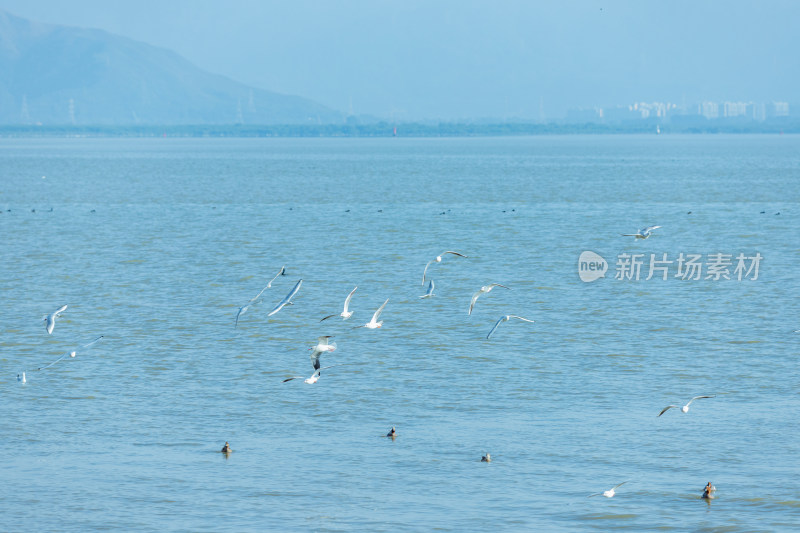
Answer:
[1, 0, 797, 120]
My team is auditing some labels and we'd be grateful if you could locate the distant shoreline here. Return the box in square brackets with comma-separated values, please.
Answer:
[1, 121, 798, 138]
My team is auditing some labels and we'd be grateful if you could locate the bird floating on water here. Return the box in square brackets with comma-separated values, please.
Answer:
[422, 251, 467, 285]
[621, 225, 662, 239]
[268, 279, 302, 316]
[221, 442, 232, 453]
[469, 283, 511, 315]
[44, 305, 68, 334]
[658, 395, 715, 417]
[18, 372, 26, 384]
[481, 453, 491, 463]
[486, 315, 535, 339]
[589, 481, 627, 498]
[354, 299, 389, 329]
[702, 482, 716, 499]
[320, 286, 358, 321]
[386, 427, 397, 438]
[419, 280, 435, 299]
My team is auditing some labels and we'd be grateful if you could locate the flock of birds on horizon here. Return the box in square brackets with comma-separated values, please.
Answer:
[16, 227, 726, 501]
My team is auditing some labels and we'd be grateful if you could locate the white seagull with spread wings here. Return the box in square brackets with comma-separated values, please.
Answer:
[235, 266, 285, 327]
[33, 336, 104, 372]
[589, 482, 628, 498]
[354, 299, 389, 329]
[422, 251, 467, 285]
[621, 225, 662, 239]
[468, 283, 511, 315]
[486, 315, 535, 339]
[658, 395, 715, 416]
[320, 286, 358, 322]
[268, 279, 303, 316]
[44, 305, 68, 334]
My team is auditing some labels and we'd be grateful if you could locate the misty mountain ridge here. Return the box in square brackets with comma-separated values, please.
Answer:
[0, 10, 344, 125]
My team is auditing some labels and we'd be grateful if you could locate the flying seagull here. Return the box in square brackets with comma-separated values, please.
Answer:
[468, 283, 511, 315]
[320, 286, 358, 322]
[268, 279, 303, 317]
[309, 336, 337, 373]
[621, 225, 662, 239]
[422, 251, 467, 285]
[486, 315, 535, 339]
[419, 280, 435, 299]
[35, 336, 104, 371]
[354, 299, 389, 329]
[283, 364, 343, 384]
[589, 481, 628, 498]
[658, 395, 715, 416]
[235, 266, 287, 327]
[44, 305, 68, 334]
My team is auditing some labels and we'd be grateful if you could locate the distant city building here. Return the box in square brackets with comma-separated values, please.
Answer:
[566, 100, 790, 123]
[770, 101, 789, 117]
[699, 101, 719, 119]
[723, 101, 748, 118]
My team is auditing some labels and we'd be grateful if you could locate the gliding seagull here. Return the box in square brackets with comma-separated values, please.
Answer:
[420, 280, 435, 299]
[486, 315, 534, 339]
[658, 395, 715, 416]
[268, 279, 303, 316]
[320, 286, 358, 322]
[235, 266, 287, 327]
[44, 305, 68, 334]
[422, 251, 467, 285]
[35, 336, 104, 372]
[468, 283, 511, 315]
[589, 481, 628, 498]
[621, 225, 662, 239]
[354, 299, 389, 329]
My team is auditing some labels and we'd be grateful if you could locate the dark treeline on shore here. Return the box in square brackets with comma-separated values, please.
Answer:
[1, 119, 799, 138]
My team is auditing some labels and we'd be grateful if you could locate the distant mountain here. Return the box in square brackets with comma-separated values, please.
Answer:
[0, 10, 344, 125]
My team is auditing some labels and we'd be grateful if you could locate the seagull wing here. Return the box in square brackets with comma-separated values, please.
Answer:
[54, 304, 68, 316]
[268, 279, 303, 316]
[319, 314, 337, 322]
[468, 291, 482, 315]
[422, 260, 434, 285]
[310, 351, 321, 371]
[658, 405, 679, 417]
[343, 286, 358, 313]
[612, 481, 628, 490]
[489, 283, 511, 290]
[486, 317, 505, 339]
[643, 225, 662, 233]
[508, 315, 535, 323]
[621, 233, 639, 237]
[235, 304, 249, 328]
[372, 299, 389, 321]
[441, 251, 467, 258]
[267, 265, 286, 288]
[687, 395, 715, 406]
[282, 376, 305, 383]
[36, 353, 69, 371]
